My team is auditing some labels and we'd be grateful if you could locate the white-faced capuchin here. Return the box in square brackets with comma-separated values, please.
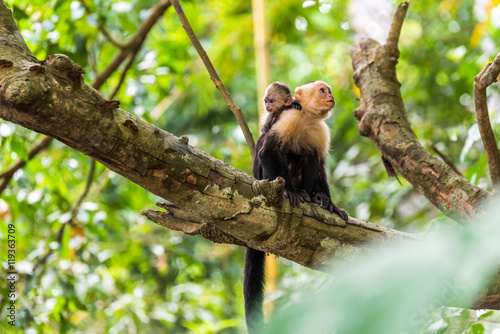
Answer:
[244, 80, 349, 333]
[253, 82, 301, 180]
[245, 82, 299, 333]
[261, 81, 301, 133]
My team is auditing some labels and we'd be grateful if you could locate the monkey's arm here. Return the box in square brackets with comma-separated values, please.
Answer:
[259, 134, 307, 207]
[313, 157, 349, 220]
[290, 99, 302, 110]
[253, 135, 265, 179]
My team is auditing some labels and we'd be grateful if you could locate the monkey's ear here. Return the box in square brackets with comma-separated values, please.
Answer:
[284, 95, 292, 106]
[294, 87, 303, 101]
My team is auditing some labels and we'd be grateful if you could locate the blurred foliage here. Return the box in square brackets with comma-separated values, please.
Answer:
[0, 0, 500, 333]
[264, 197, 500, 334]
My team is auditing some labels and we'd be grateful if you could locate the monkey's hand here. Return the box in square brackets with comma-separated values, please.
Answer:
[312, 192, 349, 221]
[291, 101, 302, 110]
[296, 189, 311, 202]
[284, 189, 308, 207]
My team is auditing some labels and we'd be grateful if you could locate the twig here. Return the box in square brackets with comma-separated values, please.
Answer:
[100, 25, 125, 49]
[474, 52, 500, 188]
[169, 0, 256, 158]
[32, 159, 96, 274]
[78, 0, 125, 48]
[110, 53, 137, 99]
[428, 142, 463, 177]
[386, 1, 409, 53]
[93, 0, 172, 89]
[0, 136, 52, 196]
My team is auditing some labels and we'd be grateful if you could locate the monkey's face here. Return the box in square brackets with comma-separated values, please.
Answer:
[295, 81, 335, 117]
[263, 89, 292, 113]
[263, 94, 280, 113]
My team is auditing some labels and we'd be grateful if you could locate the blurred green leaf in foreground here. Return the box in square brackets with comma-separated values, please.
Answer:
[265, 197, 500, 334]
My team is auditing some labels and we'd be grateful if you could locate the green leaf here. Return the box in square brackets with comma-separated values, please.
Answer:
[468, 323, 485, 334]
[477, 310, 494, 320]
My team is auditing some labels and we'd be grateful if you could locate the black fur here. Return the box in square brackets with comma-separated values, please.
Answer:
[254, 101, 301, 179]
[244, 94, 348, 332]
[257, 124, 347, 218]
[243, 248, 266, 333]
[245, 103, 298, 333]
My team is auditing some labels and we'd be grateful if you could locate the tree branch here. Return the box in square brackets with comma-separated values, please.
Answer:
[428, 142, 463, 177]
[0, 135, 52, 195]
[351, 2, 490, 222]
[92, 0, 172, 89]
[31, 159, 96, 274]
[78, 0, 126, 49]
[110, 54, 136, 99]
[143, 203, 419, 269]
[474, 52, 500, 188]
[386, 1, 409, 53]
[169, 0, 256, 158]
[0, 0, 169, 196]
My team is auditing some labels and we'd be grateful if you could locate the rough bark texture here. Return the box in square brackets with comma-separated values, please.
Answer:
[474, 52, 500, 188]
[350, 4, 490, 223]
[350, 2, 497, 309]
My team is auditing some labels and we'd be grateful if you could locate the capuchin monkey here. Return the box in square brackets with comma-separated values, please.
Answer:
[244, 80, 349, 333]
[253, 82, 301, 180]
[260, 81, 301, 133]
[245, 82, 300, 333]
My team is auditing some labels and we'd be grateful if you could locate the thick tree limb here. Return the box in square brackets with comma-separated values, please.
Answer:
[474, 52, 500, 188]
[169, 0, 256, 158]
[349, 1, 500, 310]
[2, 0, 500, 310]
[351, 2, 490, 222]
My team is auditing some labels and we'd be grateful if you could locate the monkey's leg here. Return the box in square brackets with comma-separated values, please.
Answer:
[313, 158, 349, 220]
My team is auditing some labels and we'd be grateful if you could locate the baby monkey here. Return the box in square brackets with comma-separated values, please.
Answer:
[253, 82, 301, 183]
[260, 81, 301, 133]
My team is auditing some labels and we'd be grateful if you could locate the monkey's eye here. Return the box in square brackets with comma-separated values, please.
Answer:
[270, 99, 274, 103]
[320, 88, 325, 93]
[264, 99, 268, 103]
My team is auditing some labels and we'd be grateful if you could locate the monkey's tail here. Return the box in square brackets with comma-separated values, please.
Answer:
[244, 248, 266, 334]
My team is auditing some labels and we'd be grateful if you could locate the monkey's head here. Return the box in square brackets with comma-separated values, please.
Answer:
[263, 82, 293, 114]
[294, 81, 335, 116]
